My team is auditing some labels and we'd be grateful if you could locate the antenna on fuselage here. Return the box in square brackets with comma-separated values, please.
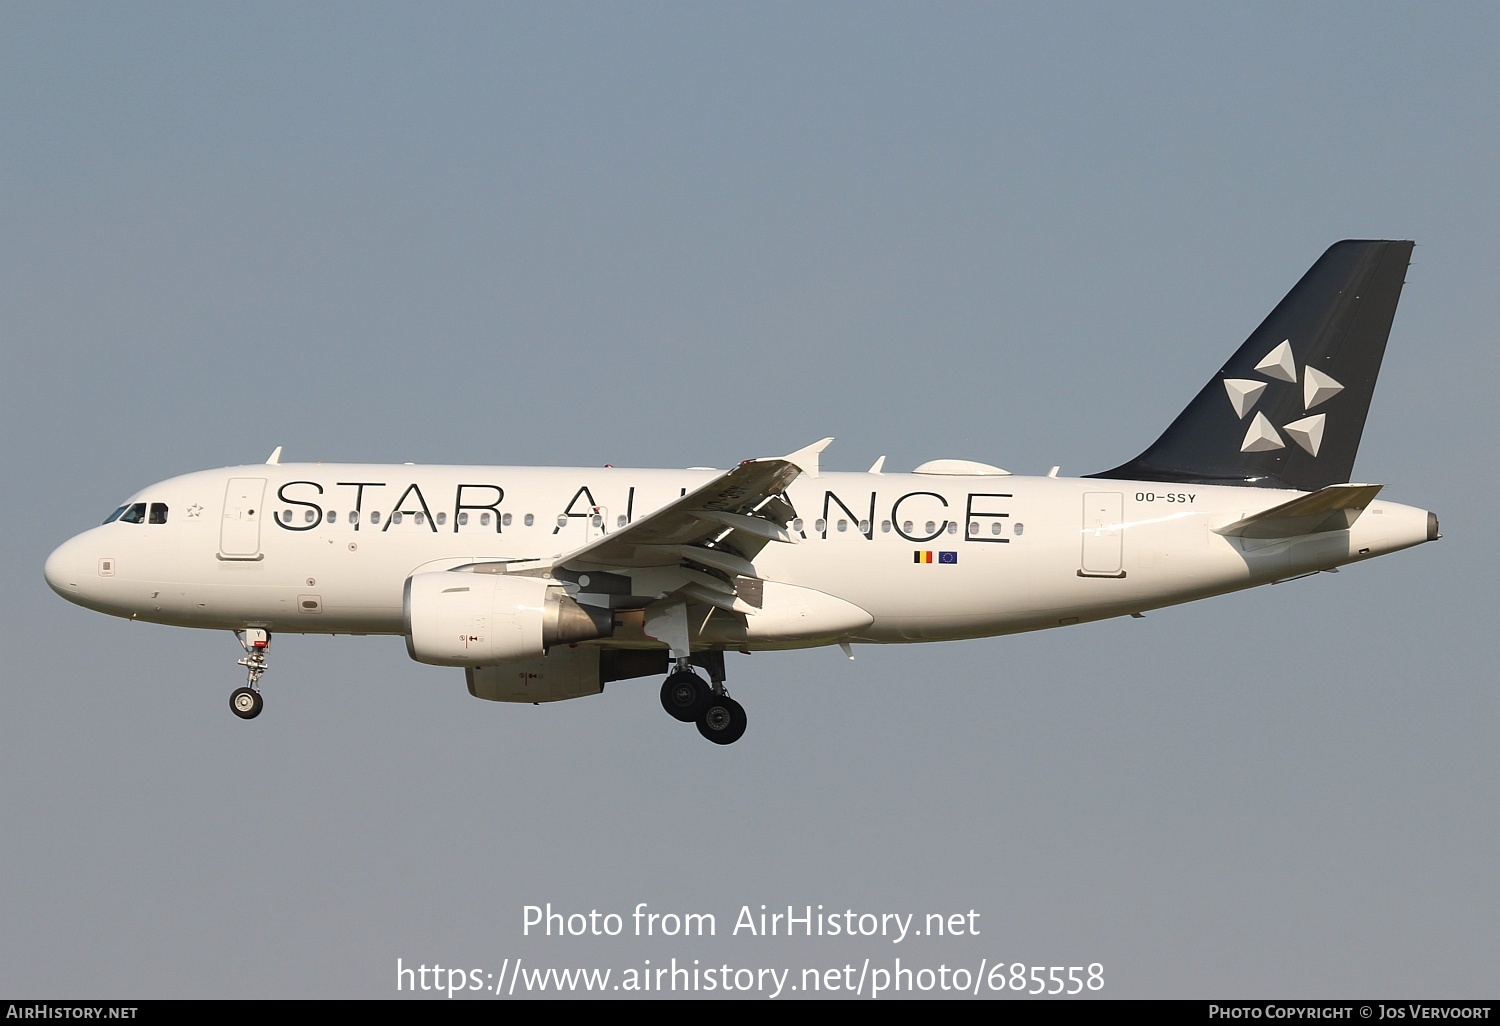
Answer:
[266, 446, 283, 465]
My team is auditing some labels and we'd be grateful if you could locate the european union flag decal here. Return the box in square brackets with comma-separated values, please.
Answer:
[938, 551, 958, 564]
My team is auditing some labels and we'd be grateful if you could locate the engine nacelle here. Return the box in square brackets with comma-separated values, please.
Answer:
[404, 571, 612, 666]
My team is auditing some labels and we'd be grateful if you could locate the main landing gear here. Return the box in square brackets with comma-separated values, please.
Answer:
[230, 629, 270, 720]
[659, 653, 746, 746]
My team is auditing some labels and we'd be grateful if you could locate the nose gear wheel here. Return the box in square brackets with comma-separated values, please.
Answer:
[230, 687, 263, 719]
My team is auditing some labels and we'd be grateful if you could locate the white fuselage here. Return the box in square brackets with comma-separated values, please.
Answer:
[43, 462, 1434, 647]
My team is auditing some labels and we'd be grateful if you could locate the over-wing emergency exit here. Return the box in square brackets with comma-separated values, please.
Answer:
[44, 241, 1439, 744]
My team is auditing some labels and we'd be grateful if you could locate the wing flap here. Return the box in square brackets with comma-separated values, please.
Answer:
[645, 543, 759, 579]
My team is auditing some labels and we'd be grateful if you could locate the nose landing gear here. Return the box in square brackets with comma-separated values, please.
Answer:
[231, 629, 270, 720]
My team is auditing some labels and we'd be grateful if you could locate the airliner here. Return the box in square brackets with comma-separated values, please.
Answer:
[44, 240, 1438, 744]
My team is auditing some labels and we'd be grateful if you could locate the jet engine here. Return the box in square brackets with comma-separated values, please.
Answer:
[403, 571, 612, 666]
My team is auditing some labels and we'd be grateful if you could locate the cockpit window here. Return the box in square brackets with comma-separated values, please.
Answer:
[103, 505, 128, 525]
[149, 503, 168, 524]
[118, 503, 147, 524]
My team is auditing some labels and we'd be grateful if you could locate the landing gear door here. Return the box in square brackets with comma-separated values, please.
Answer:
[220, 478, 267, 560]
[1080, 491, 1125, 577]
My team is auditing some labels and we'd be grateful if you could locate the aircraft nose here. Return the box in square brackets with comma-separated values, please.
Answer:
[44, 536, 84, 600]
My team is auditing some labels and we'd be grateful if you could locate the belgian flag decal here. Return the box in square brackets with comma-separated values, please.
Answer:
[914, 551, 958, 564]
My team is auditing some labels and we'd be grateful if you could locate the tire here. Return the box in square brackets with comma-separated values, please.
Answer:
[230, 687, 263, 720]
[696, 697, 747, 745]
[660, 671, 710, 722]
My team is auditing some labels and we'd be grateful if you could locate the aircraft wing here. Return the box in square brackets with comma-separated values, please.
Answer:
[553, 436, 832, 581]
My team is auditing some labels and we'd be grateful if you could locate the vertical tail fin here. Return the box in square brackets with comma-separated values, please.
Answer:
[1089, 240, 1414, 491]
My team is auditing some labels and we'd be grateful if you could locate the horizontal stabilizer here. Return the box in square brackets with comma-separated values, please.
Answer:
[1215, 483, 1383, 539]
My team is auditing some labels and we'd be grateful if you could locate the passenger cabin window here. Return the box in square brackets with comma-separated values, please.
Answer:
[502, 513, 513, 527]
[391, 512, 403, 525]
[149, 503, 168, 524]
[118, 503, 146, 524]
[458, 512, 469, 526]
[524, 514, 534, 527]
[326, 510, 337, 524]
[370, 511, 382, 524]
[436, 512, 447, 526]
[480, 512, 491, 526]
[305, 509, 317, 524]
[347, 511, 358, 524]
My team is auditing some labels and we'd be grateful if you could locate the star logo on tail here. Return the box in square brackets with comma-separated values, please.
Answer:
[1221, 339, 1343, 456]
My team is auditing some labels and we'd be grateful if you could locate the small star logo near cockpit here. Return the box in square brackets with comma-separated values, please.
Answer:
[186, 503, 204, 519]
[1222, 339, 1343, 456]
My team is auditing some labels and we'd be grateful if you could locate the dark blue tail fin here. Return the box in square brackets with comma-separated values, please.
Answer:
[1090, 240, 1414, 491]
